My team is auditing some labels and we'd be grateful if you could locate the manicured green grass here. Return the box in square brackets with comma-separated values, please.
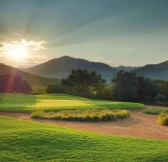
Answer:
[0, 93, 144, 112]
[31, 109, 130, 122]
[0, 116, 168, 162]
[143, 108, 168, 115]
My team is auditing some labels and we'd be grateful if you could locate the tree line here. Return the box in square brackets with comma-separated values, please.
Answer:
[0, 70, 167, 104]
[47, 69, 168, 103]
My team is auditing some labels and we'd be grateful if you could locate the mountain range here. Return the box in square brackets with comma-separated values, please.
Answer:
[23, 56, 118, 82]
[0, 56, 168, 85]
[132, 60, 168, 80]
[23, 56, 168, 81]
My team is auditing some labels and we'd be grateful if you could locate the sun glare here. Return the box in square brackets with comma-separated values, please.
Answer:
[7, 46, 27, 59]
[1, 39, 47, 63]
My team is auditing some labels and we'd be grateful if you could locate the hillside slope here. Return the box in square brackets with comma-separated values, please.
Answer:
[133, 60, 168, 80]
[24, 56, 117, 82]
[0, 63, 58, 86]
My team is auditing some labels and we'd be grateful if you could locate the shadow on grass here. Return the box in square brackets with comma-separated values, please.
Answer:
[0, 93, 37, 112]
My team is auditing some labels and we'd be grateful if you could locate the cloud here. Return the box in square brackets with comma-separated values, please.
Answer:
[16, 54, 50, 67]
[0, 39, 47, 53]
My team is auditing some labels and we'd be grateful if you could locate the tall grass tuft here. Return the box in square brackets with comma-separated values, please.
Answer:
[157, 113, 168, 126]
[31, 109, 130, 122]
[31, 109, 45, 119]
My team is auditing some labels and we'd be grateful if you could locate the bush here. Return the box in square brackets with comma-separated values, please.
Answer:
[31, 109, 130, 122]
[46, 84, 78, 96]
[157, 113, 168, 126]
[146, 101, 168, 107]
[32, 86, 46, 95]
[155, 94, 166, 102]
[155, 80, 168, 101]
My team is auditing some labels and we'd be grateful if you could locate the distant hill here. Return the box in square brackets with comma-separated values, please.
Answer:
[22, 56, 168, 82]
[132, 60, 168, 80]
[114, 66, 139, 71]
[24, 56, 118, 82]
[0, 63, 58, 86]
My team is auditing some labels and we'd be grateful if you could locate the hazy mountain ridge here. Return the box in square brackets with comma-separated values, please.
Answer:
[0, 63, 58, 86]
[2, 56, 167, 84]
[23, 56, 168, 81]
[132, 60, 168, 80]
[24, 56, 118, 82]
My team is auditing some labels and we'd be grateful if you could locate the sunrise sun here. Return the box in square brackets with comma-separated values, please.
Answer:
[7, 46, 27, 59]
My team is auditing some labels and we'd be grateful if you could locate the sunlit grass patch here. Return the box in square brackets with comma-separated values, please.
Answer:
[30, 99, 93, 108]
[0, 93, 144, 112]
[31, 109, 130, 122]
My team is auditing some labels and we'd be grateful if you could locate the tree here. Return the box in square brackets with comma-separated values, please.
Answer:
[112, 71, 160, 102]
[112, 71, 139, 101]
[137, 76, 159, 102]
[0, 73, 32, 94]
[62, 69, 106, 97]
[155, 80, 168, 101]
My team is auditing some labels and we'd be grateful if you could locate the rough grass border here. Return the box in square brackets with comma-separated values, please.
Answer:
[143, 108, 168, 115]
[31, 109, 130, 122]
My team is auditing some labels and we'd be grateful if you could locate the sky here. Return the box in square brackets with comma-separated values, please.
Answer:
[0, 0, 168, 67]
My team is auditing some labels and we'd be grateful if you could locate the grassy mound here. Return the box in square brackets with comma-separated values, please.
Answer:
[0, 93, 144, 112]
[31, 109, 130, 122]
[0, 116, 168, 162]
[157, 113, 168, 126]
[143, 108, 168, 115]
